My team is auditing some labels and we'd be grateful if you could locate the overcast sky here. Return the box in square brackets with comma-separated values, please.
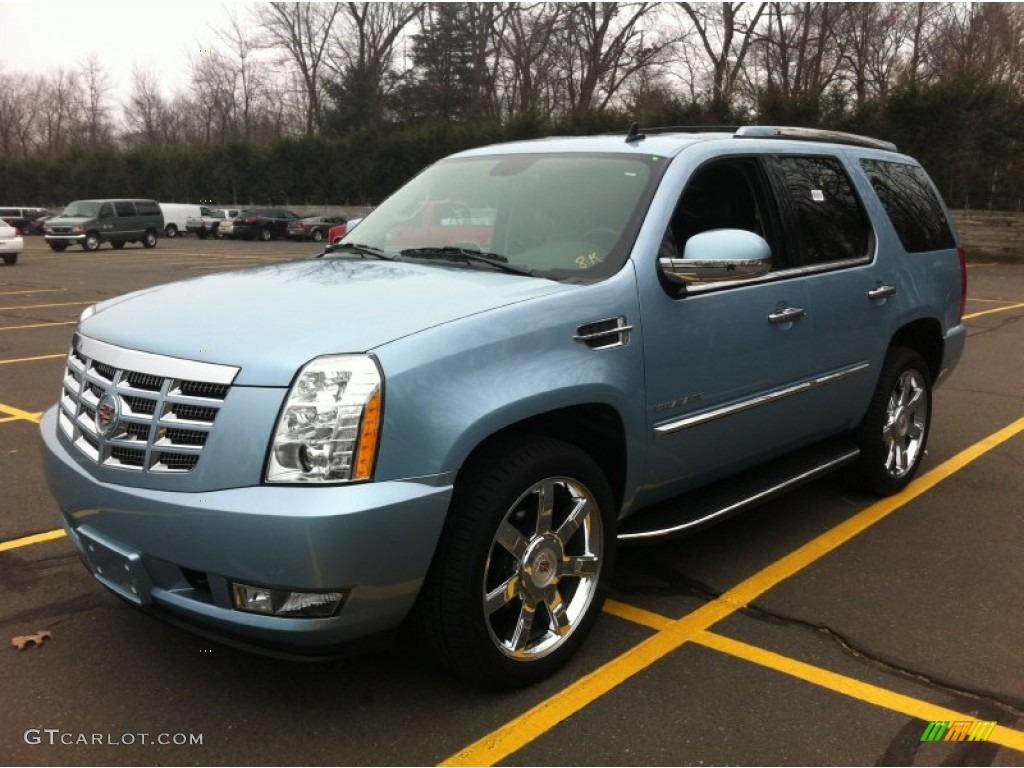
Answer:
[0, 1, 247, 103]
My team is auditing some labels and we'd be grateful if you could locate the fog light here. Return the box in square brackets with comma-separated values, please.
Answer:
[231, 582, 347, 618]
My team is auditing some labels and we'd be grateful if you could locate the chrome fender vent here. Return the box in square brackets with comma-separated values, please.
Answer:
[573, 316, 632, 350]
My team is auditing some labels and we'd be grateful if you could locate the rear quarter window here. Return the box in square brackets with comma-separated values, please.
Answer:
[114, 201, 136, 217]
[135, 201, 161, 216]
[771, 155, 871, 266]
[860, 160, 956, 253]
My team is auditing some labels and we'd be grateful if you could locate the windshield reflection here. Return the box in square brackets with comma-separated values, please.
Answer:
[340, 153, 662, 283]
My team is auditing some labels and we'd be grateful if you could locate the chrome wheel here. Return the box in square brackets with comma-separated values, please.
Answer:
[483, 475, 603, 661]
[414, 436, 614, 688]
[855, 347, 932, 496]
[882, 369, 928, 479]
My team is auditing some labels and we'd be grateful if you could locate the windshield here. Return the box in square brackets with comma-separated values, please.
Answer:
[341, 153, 665, 282]
[61, 201, 100, 218]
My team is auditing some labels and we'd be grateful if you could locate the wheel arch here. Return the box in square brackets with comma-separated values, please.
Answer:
[889, 317, 943, 383]
[452, 402, 629, 514]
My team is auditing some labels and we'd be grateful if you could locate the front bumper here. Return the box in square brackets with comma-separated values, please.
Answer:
[40, 406, 452, 653]
[45, 234, 87, 244]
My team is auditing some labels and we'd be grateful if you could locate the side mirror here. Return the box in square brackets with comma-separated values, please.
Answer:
[659, 229, 771, 285]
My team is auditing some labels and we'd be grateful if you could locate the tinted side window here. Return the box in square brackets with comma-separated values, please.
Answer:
[114, 201, 136, 217]
[860, 160, 955, 253]
[135, 201, 160, 216]
[773, 156, 870, 265]
[0, 208, 19, 217]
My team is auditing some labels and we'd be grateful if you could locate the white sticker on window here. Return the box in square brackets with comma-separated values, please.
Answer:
[811, 189, 825, 202]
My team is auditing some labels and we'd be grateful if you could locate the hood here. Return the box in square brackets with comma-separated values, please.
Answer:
[47, 215, 91, 226]
[81, 257, 571, 386]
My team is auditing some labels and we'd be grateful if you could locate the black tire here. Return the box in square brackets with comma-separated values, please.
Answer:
[3, 253, 17, 265]
[83, 232, 101, 251]
[197, 229, 209, 240]
[48, 242, 67, 252]
[414, 435, 615, 689]
[142, 230, 157, 248]
[311, 228, 324, 242]
[111, 241, 125, 249]
[165, 223, 178, 238]
[258, 228, 272, 242]
[853, 347, 932, 496]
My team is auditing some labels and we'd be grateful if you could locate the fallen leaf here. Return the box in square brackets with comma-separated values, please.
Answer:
[11, 630, 52, 651]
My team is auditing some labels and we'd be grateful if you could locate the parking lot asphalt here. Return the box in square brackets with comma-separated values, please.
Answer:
[1, 237, 1022, 766]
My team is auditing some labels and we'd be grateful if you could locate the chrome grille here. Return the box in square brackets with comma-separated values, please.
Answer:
[57, 334, 239, 474]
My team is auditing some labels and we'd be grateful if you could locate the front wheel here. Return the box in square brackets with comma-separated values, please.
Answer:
[311, 228, 324, 242]
[48, 242, 67, 252]
[853, 347, 932, 496]
[165, 223, 178, 238]
[414, 436, 615, 689]
[142, 230, 157, 248]
[82, 233, 100, 251]
[258, 228, 272, 242]
[3, 254, 17, 265]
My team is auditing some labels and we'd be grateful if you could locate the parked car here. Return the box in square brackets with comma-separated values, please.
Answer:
[287, 215, 347, 242]
[327, 217, 361, 245]
[44, 199, 163, 251]
[0, 220, 24, 265]
[185, 207, 238, 239]
[219, 208, 299, 241]
[0, 206, 48, 233]
[27, 210, 54, 235]
[40, 126, 966, 688]
[158, 203, 203, 238]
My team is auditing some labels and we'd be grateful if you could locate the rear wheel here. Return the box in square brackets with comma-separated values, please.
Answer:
[258, 228, 272, 242]
[197, 229, 209, 240]
[311, 228, 324, 242]
[415, 436, 615, 689]
[3, 254, 17, 265]
[48, 242, 67, 252]
[83, 233, 100, 251]
[142, 230, 158, 248]
[854, 347, 932, 495]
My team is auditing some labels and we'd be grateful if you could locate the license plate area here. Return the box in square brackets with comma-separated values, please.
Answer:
[76, 526, 153, 606]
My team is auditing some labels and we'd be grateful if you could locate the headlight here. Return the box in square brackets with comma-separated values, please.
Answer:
[266, 355, 383, 484]
[79, 304, 97, 323]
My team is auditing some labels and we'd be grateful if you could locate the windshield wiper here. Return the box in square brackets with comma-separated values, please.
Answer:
[399, 247, 536, 276]
[316, 242, 397, 261]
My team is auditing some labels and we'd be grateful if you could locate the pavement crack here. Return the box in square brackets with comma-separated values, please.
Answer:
[614, 557, 1024, 720]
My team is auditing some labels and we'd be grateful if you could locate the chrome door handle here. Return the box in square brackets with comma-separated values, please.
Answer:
[767, 306, 806, 324]
[867, 285, 896, 300]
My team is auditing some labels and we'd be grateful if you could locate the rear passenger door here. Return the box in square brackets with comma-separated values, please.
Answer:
[764, 153, 891, 432]
[113, 201, 139, 239]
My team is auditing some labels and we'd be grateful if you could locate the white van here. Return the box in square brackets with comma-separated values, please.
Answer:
[158, 203, 202, 238]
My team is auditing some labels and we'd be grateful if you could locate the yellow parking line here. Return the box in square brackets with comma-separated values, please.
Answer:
[0, 300, 92, 311]
[440, 416, 1024, 767]
[963, 302, 1024, 320]
[966, 297, 1021, 304]
[693, 630, 1024, 753]
[0, 321, 77, 331]
[0, 403, 43, 422]
[0, 354, 65, 366]
[601, 600, 1024, 754]
[0, 528, 67, 552]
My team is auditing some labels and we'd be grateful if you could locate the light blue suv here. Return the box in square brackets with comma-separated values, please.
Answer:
[41, 126, 966, 688]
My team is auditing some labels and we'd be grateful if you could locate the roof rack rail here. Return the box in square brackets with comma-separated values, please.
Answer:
[734, 125, 897, 152]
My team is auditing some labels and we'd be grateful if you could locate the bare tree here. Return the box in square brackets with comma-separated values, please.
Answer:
[556, 2, 675, 115]
[496, 3, 567, 118]
[258, 2, 342, 134]
[0, 72, 45, 160]
[676, 2, 766, 107]
[324, 2, 423, 126]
